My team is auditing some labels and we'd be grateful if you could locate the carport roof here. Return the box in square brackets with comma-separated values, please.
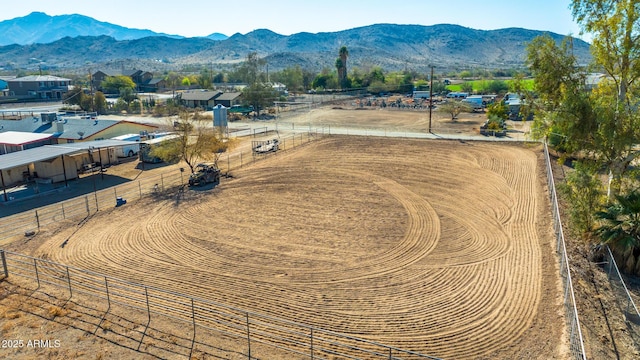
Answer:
[0, 139, 139, 171]
[55, 139, 139, 150]
[0, 146, 80, 171]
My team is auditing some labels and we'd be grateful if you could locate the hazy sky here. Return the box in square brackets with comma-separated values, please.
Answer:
[2, 0, 588, 40]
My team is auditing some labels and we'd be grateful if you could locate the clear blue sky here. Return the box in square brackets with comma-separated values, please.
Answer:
[2, 0, 588, 40]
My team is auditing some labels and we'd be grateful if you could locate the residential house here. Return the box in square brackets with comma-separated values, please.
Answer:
[0, 131, 53, 155]
[180, 90, 222, 109]
[0, 116, 158, 144]
[139, 78, 167, 92]
[7, 75, 71, 99]
[0, 76, 16, 90]
[92, 69, 154, 93]
[214, 92, 242, 108]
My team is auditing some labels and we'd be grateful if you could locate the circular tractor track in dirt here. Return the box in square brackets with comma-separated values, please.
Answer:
[32, 137, 560, 359]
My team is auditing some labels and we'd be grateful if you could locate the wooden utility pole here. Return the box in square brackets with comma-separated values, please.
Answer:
[428, 65, 434, 133]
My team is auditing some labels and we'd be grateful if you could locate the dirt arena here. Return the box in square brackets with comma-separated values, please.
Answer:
[3, 135, 565, 359]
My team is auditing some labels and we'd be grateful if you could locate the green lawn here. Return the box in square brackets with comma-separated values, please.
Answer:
[446, 78, 535, 93]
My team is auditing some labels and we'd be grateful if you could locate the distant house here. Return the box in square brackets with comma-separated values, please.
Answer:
[7, 75, 71, 99]
[214, 92, 242, 107]
[0, 116, 158, 144]
[180, 90, 222, 109]
[92, 69, 154, 93]
[139, 78, 167, 92]
[0, 76, 16, 90]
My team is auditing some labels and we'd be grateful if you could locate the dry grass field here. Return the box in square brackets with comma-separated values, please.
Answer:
[2, 135, 565, 359]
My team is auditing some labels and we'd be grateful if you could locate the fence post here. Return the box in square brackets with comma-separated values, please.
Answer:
[138, 286, 151, 351]
[61, 203, 66, 219]
[190, 298, 196, 359]
[227, 153, 230, 173]
[246, 312, 251, 360]
[85, 196, 90, 216]
[34, 258, 40, 289]
[105, 277, 111, 310]
[310, 327, 314, 360]
[0, 250, 8, 278]
[139, 181, 142, 199]
[240, 152, 243, 168]
[35, 210, 40, 230]
[66, 267, 72, 299]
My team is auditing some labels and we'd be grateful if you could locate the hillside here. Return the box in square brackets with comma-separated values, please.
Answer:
[0, 21, 591, 73]
[0, 12, 189, 46]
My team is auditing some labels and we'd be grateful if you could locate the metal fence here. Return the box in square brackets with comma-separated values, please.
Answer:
[0, 130, 324, 246]
[0, 250, 440, 360]
[543, 142, 587, 359]
[0, 170, 184, 245]
[603, 246, 640, 347]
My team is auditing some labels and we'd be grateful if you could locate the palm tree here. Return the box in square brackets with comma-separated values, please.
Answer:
[596, 190, 640, 250]
[338, 46, 349, 88]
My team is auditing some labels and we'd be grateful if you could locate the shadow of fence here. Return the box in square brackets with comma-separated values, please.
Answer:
[0, 250, 441, 360]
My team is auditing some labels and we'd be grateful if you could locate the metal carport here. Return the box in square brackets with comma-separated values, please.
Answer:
[0, 146, 82, 201]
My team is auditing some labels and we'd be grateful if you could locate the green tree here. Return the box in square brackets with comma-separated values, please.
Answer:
[486, 101, 509, 121]
[151, 112, 232, 174]
[164, 72, 182, 89]
[311, 71, 338, 90]
[197, 68, 213, 89]
[459, 70, 472, 79]
[273, 65, 304, 92]
[431, 81, 448, 94]
[560, 161, 604, 236]
[487, 80, 509, 94]
[181, 77, 191, 86]
[93, 91, 107, 114]
[438, 101, 473, 120]
[213, 72, 225, 83]
[460, 82, 474, 93]
[234, 52, 266, 85]
[63, 87, 85, 108]
[242, 82, 277, 117]
[101, 75, 136, 94]
[336, 46, 349, 89]
[366, 67, 385, 85]
[529, 1, 640, 200]
[119, 87, 137, 108]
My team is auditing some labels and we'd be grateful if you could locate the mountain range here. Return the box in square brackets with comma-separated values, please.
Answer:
[0, 12, 592, 73]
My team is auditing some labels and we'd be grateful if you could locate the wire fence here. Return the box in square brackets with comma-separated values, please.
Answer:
[543, 142, 587, 359]
[603, 246, 640, 348]
[0, 130, 324, 246]
[0, 132, 592, 358]
[0, 250, 441, 360]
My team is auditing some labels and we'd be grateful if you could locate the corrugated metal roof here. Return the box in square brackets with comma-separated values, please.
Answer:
[0, 146, 80, 171]
[0, 131, 53, 145]
[55, 139, 140, 150]
[0, 140, 140, 171]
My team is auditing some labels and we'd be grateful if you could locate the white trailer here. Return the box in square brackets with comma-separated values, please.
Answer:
[462, 95, 484, 110]
[111, 134, 141, 158]
[413, 91, 432, 99]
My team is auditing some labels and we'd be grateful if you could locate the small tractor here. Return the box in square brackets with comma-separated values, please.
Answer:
[188, 163, 221, 187]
